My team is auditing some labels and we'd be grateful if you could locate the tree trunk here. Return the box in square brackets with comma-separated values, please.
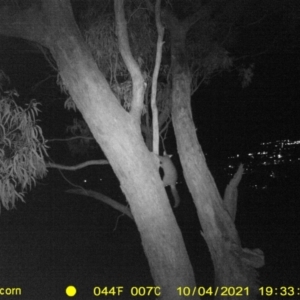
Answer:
[0, 1, 196, 299]
[165, 12, 260, 300]
[55, 46, 195, 299]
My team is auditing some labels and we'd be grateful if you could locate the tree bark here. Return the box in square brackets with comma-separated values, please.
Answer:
[0, 1, 196, 298]
[163, 10, 260, 300]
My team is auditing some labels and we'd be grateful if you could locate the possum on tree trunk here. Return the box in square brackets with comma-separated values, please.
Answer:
[159, 154, 180, 208]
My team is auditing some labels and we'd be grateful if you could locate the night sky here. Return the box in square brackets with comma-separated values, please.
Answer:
[0, 4, 299, 157]
[0, 1, 300, 299]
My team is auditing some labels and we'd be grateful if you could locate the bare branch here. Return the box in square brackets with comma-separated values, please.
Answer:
[151, 0, 164, 155]
[114, 0, 146, 122]
[47, 160, 109, 171]
[66, 188, 133, 219]
[47, 136, 94, 142]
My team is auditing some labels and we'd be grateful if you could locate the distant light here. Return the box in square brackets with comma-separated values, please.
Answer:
[258, 151, 268, 155]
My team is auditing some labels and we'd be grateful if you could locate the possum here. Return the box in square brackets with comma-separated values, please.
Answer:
[159, 154, 180, 208]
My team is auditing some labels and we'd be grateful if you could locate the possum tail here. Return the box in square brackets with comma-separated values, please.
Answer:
[170, 185, 180, 208]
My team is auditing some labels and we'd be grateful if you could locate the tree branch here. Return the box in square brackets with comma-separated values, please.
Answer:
[0, 4, 45, 43]
[0, 0, 78, 47]
[114, 0, 146, 123]
[47, 136, 94, 142]
[66, 188, 133, 219]
[151, 0, 164, 155]
[47, 160, 109, 171]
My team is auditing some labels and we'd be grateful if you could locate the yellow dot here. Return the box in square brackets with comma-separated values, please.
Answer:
[66, 285, 77, 297]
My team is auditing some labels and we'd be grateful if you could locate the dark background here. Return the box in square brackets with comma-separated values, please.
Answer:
[0, 1, 300, 299]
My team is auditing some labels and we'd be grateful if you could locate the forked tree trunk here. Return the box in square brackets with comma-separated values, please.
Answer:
[0, 1, 196, 299]
[164, 11, 260, 300]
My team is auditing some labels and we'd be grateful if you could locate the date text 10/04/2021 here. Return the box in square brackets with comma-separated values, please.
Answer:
[92, 286, 300, 297]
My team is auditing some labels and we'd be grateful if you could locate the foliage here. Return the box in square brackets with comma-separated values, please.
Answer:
[62, 1, 235, 155]
[64, 95, 77, 111]
[82, 2, 156, 78]
[238, 63, 255, 88]
[81, 1, 157, 109]
[187, 25, 233, 91]
[62, 1, 169, 155]
[0, 90, 48, 210]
